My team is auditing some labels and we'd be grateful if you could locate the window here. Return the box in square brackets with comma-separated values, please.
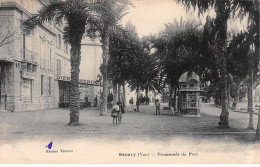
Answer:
[40, 43, 45, 67]
[64, 41, 68, 53]
[187, 92, 196, 108]
[57, 59, 61, 76]
[49, 48, 52, 70]
[188, 80, 197, 88]
[41, 75, 44, 96]
[27, 63, 32, 72]
[49, 77, 52, 95]
[57, 34, 61, 49]
[182, 93, 187, 108]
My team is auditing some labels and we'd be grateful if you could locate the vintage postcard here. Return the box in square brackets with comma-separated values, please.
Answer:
[0, 0, 259, 164]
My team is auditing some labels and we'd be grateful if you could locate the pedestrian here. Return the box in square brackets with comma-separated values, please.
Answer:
[111, 101, 122, 124]
[129, 97, 134, 111]
[84, 96, 89, 108]
[118, 101, 124, 121]
[94, 96, 97, 107]
[155, 99, 160, 115]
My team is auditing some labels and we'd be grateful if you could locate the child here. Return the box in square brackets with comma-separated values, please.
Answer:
[111, 102, 120, 118]
[155, 99, 160, 115]
[111, 102, 122, 124]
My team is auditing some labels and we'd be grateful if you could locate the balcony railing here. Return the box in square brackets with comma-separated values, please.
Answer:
[21, 48, 39, 64]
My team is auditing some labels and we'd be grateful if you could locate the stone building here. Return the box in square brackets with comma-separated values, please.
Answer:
[0, 0, 102, 111]
[0, 0, 56, 111]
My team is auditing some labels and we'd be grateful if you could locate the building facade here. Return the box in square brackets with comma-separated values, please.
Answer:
[80, 36, 102, 105]
[0, 0, 102, 111]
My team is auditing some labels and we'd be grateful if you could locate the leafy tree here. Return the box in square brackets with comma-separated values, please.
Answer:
[127, 50, 164, 112]
[153, 18, 203, 109]
[176, 0, 259, 129]
[140, 35, 163, 100]
[227, 32, 250, 107]
[88, 0, 132, 116]
[108, 28, 137, 105]
[22, 0, 103, 126]
[122, 24, 164, 112]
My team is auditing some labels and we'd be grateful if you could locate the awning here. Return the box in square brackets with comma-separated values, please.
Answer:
[56, 76, 101, 86]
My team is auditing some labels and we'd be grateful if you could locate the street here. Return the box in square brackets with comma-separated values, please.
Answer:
[0, 103, 258, 141]
[0, 103, 260, 163]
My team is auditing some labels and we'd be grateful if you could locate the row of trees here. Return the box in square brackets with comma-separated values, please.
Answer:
[151, 0, 259, 139]
[22, 0, 163, 124]
[106, 21, 163, 112]
[22, 0, 259, 141]
[22, 0, 133, 125]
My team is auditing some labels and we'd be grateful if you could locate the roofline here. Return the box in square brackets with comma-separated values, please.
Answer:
[0, 2, 56, 36]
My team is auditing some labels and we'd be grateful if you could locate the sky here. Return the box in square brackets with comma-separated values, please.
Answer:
[121, 0, 247, 38]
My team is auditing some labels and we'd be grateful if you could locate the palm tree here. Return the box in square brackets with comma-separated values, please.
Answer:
[91, 0, 132, 116]
[22, 0, 102, 126]
[177, 0, 259, 129]
[154, 18, 202, 110]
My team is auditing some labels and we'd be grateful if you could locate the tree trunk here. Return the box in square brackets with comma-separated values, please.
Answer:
[215, 1, 230, 128]
[227, 81, 230, 107]
[118, 83, 121, 102]
[136, 86, 140, 112]
[64, 16, 86, 125]
[153, 90, 157, 103]
[100, 35, 110, 116]
[173, 87, 177, 111]
[68, 43, 82, 126]
[247, 69, 254, 130]
[256, 107, 260, 141]
[168, 84, 173, 108]
[232, 83, 241, 108]
[122, 83, 126, 107]
[145, 86, 148, 105]
[112, 82, 118, 105]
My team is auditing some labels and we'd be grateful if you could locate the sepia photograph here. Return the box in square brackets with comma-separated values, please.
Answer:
[0, 0, 260, 164]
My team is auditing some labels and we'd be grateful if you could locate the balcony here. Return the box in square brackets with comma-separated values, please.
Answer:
[21, 48, 39, 65]
[22, 71, 36, 80]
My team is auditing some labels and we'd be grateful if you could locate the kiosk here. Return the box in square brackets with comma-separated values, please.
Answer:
[177, 71, 202, 117]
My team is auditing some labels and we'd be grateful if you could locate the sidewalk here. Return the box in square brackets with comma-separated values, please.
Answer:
[209, 103, 259, 115]
[0, 103, 258, 143]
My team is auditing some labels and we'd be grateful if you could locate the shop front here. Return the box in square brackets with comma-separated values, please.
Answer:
[79, 79, 99, 108]
[57, 76, 71, 108]
[0, 61, 13, 111]
[0, 64, 7, 111]
[56, 76, 101, 108]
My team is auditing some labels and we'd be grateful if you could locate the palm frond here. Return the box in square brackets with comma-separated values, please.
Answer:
[176, 0, 215, 15]
[22, 1, 67, 34]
